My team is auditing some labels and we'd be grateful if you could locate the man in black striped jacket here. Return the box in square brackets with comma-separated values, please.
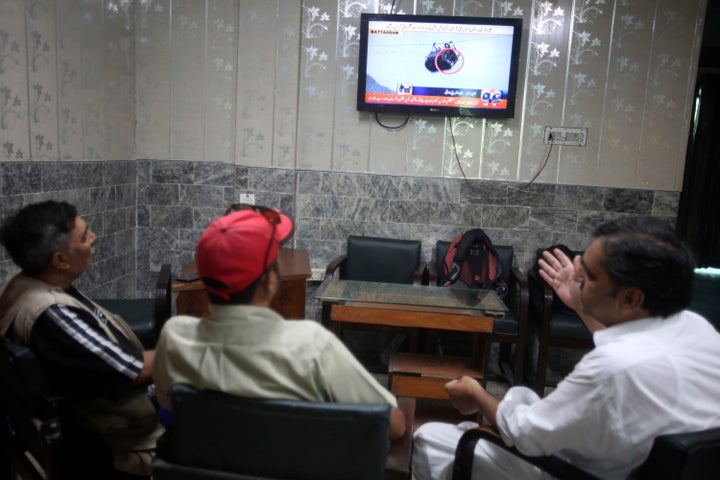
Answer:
[0, 200, 163, 479]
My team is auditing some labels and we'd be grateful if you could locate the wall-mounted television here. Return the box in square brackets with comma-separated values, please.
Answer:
[356, 13, 523, 119]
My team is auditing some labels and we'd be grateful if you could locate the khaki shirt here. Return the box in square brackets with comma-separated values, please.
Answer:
[153, 304, 397, 409]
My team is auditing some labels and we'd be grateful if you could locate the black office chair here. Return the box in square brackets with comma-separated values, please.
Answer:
[324, 235, 424, 285]
[527, 247, 592, 395]
[452, 425, 720, 480]
[0, 339, 118, 480]
[153, 383, 392, 480]
[323, 236, 424, 369]
[433, 240, 529, 385]
[689, 271, 720, 331]
[94, 263, 172, 348]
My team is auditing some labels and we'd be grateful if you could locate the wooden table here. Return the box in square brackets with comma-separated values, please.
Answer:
[173, 248, 311, 319]
[316, 280, 507, 400]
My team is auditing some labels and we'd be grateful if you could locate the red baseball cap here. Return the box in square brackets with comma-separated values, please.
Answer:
[196, 206, 294, 300]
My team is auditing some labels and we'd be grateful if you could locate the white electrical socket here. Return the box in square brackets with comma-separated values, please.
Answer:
[544, 126, 588, 147]
[239, 193, 255, 205]
[310, 268, 325, 281]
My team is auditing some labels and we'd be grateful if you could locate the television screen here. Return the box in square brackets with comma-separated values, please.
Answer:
[356, 14, 523, 119]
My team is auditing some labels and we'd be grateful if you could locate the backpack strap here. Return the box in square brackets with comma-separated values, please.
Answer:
[444, 229, 503, 287]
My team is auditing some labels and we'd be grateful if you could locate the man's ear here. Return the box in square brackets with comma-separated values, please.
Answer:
[50, 251, 70, 271]
[619, 286, 645, 315]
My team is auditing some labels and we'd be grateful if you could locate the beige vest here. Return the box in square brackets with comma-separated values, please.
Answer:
[0, 274, 164, 475]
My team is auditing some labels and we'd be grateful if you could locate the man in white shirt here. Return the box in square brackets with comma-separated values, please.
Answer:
[412, 216, 720, 480]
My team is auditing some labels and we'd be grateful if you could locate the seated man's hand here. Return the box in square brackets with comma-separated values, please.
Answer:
[445, 376, 483, 415]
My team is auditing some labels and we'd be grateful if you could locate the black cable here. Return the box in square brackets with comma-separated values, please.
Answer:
[448, 117, 469, 180]
[520, 136, 555, 190]
[390, 0, 397, 14]
[374, 111, 410, 130]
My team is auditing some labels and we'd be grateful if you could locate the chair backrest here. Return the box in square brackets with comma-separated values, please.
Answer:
[345, 235, 421, 284]
[690, 272, 720, 330]
[636, 427, 720, 479]
[0, 338, 63, 480]
[530, 246, 583, 316]
[436, 240, 513, 286]
[94, 263, 172, 348]
[156, 383, 391, 480]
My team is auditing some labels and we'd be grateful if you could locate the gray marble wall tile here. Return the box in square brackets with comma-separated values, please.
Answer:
[604, 189, 654, 214]
[460, 180, 507, 205]
[137, 205, 150, 228]
[116, 184, 136, 208]
[74, 163, 105, 189]
[297, 170, 322, 194]
[179, 184, 226, 207]
[150, 205, 194, 229]
[235, 166, 249, 190]
[253, 192, 294, 215]
[483, 206, 530, 229]
[296, 218, 323, 241]
[652, 191, 680, 217]
[89, 187, 116, 213]
[193, 207, 226, 231]
[411, 178, 460, 203]
[551, 232, 595, 253]
[195, 162, 236, 185]
[507, 184, 556, 207]
[250, 167, 295, 194]
[103, 161, 136, 186]
[319, 219, 363, 242]
[529, 208, 579, 232]
[577, 211, 628, 234]
[2, 163, 42, 195]
[152, 160, 195, 184]
[0, 159, 684, 302]
[138, 183, 179, 205]
[367, 174, 413, 200]
[136, 160, 152, 183]
[322, 172, 371, 198]
[362, 222, 414, 242]
[297, 194, 342, 219]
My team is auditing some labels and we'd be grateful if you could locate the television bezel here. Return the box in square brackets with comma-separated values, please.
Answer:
[356, 13, 523, 119]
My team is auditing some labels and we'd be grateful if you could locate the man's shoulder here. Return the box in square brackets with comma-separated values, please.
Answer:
[164, 315, 202, 330]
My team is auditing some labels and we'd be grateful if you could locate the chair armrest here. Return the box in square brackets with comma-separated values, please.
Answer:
[452, 426, 601, 480]
[414, 263, 429, 285]
[153, 264, 173, 337]
[528, 272, 557, 325]
[324, 255, 347, 281]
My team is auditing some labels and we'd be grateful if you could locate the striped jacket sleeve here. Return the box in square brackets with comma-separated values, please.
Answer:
[30, 304, 145, 396]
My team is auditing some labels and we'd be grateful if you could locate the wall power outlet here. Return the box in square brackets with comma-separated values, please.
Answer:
[544, 126, 588, 147]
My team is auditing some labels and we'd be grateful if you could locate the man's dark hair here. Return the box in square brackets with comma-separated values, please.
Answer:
[205, 262, 280, 305]
[0, 201, 77, 275]
[594, 216, 695, 318]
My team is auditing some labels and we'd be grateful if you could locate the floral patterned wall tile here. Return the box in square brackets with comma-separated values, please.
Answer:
[27, 0, 58, 160]
[136, 0, 171, 160]
[297, 0, 336, 170]
[170, 0, 206, 160]
[0, 0, 30, 161]
[204, 0, 238, 164]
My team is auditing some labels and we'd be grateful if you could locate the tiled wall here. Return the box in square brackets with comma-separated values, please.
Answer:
[1, 159, 678, 307]
[0, 161, 139, 298]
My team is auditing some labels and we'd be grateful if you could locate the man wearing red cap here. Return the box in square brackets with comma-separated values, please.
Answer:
[153, 205, 406, 438]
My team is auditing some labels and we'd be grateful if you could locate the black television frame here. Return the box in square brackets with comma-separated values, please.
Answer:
[356, 13, 523, 119]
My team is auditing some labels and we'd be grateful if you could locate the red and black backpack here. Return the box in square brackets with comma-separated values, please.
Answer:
[443, 229, 508, 299]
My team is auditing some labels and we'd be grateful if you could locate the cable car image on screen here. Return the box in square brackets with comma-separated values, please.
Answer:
[357, 13, 523, 119]
[424, 42, 461, 73]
